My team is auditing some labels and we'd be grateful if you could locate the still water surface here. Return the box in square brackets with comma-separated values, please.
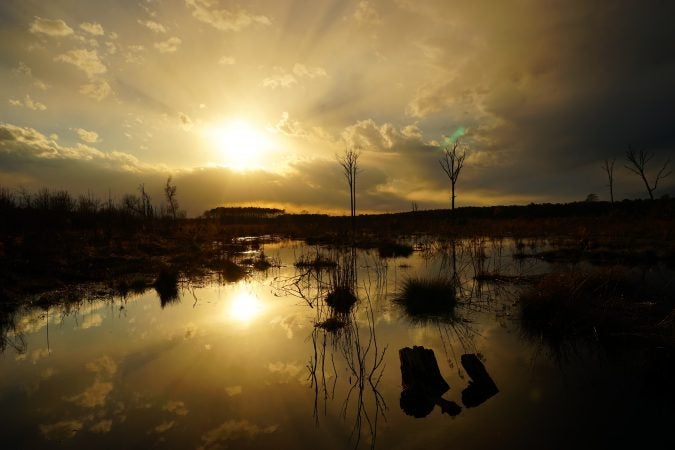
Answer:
[1, 239, 672, 449]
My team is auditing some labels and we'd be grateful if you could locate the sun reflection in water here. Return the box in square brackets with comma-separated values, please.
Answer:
[225, 290, 265, 325]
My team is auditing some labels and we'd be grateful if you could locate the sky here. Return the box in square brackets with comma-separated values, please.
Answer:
[1, 0, 674, 216]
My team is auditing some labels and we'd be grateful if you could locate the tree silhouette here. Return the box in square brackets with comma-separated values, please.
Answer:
[625, 145, 671, 200]
[439, 140, 466, 211]
[602, 157, 616, 205]
[337, 148, 360, 223]
[164, 175, 178, 219]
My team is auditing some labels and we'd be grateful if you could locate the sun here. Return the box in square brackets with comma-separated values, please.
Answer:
[207, 119, 272, 171]
[225, 291, 265, 325]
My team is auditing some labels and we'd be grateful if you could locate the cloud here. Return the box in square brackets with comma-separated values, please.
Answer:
[80, 313, 104, 329]
[354, 1, 382, 26]
[138, 19, 167, 33]
[218, 56, 235, 65]
[0, 123, 148, 170]
[154, 37, 182, 53]
[79, 79, 112, 101]
[29, 17, 74, 36]
[40, 420, 84, 440]
[80, 22, 104, 36]
[153, 421, 175, 434]
[267, 361, 302, 378]
[12, 62, 49, 90]
[261, 69, 297, 89]
[292, 63, 328, 80]
[12, 62, 32, 77]
[225, 386, 242, 396]
[8, 95, 47, 111]
[55, 49, 107, 78]
[75, 128, 100, 143]
[90, 419, 113, 433]
[185, 0, 271, 31]
[86, 355, 117, 377]
[66, 380, 113, 408]
[198, 420, 278, 450]
[179, 112, 193, 131]
[163, 400, 189, 416]
[262, 64, 328, 89]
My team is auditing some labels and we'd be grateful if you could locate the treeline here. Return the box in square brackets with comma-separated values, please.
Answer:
[0, 181, 183, 219]
[202, 206, 285, 220]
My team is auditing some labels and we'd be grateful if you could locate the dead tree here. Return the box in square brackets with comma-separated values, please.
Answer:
[164, 175, 178, 219]
[602, 157, 616, 205]
[337, 148, 360, 222]
[439, 140, 466, 211]
[625, 145, 671, 200]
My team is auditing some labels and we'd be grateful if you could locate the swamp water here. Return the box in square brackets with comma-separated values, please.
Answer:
[1, 239, 673, 449]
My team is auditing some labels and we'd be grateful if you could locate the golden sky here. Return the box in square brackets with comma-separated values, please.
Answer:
[1, 0, 674, 215]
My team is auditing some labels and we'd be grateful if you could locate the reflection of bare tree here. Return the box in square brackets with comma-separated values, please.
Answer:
[305, 248, 388, 450]
[0, 305, 27, 354]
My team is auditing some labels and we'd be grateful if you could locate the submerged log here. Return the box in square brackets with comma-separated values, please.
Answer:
[460, 353, 499, 408]
[399, 346, 450, 396]
[399, 346, 459, 418]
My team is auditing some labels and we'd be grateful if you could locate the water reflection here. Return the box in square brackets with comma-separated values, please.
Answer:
[294, 247, 388, 450]
[225, 290, 265, 324]
[0, 238, 672, 449]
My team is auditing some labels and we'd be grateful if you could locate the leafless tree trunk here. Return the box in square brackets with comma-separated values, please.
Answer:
[138, 183, 153, 218]
[439, 140, 466, 211]
[602, 157, 616, 205]
[338, 148, 360, 223]
[164, 176, 178, 219]
[625, 145, 671, 200]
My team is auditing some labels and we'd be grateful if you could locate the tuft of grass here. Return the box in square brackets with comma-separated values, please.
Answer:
[154, 268, 180, 307]
[394, 277, 457, 321]
[325, 286, 358, 314]
[314, 317, 347, 332]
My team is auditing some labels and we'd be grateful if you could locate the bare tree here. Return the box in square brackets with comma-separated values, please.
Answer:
[138, 183, 154, 218]
[439, 140, 466, 211]
[164, 175, 178, 219]
[602, 157, 616, 205]
[337, 148, 360, 221]
[625, 145, 671, 200]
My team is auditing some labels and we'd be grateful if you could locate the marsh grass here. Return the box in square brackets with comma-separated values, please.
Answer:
[154, 268, 180, 307]
[394, 277, 458, 322]
[518, 268, 674, 351]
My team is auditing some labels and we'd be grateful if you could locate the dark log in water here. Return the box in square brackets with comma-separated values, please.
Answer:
[399, 346, 449, 396]
[399, 346, 461, 418]
[460, 353, 499, 408]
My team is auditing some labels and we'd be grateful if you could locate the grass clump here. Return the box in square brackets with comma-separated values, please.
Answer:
[314, 317, 347, 332]
[325, 286, 358, 314]
[394, 277, 458, 321]
[154, 268, 180, 307]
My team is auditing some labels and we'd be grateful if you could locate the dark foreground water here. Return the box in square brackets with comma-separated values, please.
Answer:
[1, 239, 673, 449]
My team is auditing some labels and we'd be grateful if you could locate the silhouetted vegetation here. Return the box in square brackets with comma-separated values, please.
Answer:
[518, 268, 674, 351]
[2, 184, 675, 307]
[394, 278, 458, 322]
[154, 268, 180, 308]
